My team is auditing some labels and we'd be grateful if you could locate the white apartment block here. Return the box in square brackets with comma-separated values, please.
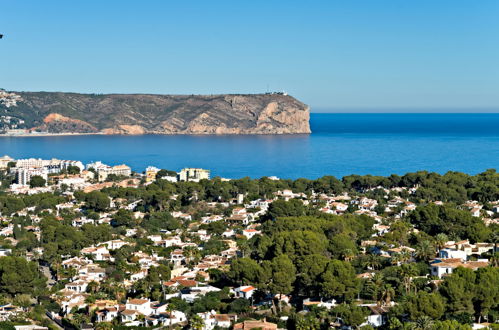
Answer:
[178, 168, 210, 182]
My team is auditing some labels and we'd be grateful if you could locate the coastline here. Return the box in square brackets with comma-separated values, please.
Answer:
[0, 132, 106, 137]
[0, 131, 312, 137]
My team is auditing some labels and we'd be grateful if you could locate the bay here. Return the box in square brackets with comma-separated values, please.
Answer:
[1, 113, 498, 179]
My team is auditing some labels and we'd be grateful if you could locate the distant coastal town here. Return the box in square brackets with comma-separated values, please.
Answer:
[0, 155, 497, 329]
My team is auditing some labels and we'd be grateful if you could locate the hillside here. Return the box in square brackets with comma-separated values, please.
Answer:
[0, 90, 311, 135]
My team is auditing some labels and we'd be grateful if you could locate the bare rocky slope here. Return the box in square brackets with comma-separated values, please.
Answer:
[1, 91, 311, 135]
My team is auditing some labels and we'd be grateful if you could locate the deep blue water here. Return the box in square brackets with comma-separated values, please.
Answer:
[1, 113, 498, 179]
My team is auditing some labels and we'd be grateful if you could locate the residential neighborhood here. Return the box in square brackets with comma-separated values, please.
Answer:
[0, 156, 498, 329]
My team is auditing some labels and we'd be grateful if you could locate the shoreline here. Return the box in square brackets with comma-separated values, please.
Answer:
[0, 131, 312, 137]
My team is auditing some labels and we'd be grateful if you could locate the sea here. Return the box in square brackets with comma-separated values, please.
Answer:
[1, 113, 498, 180]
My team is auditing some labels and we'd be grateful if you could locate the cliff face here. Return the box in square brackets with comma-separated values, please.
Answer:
[0, 91, 311, 135]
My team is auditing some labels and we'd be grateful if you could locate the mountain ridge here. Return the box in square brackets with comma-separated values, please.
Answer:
[0, 90, 311, 135]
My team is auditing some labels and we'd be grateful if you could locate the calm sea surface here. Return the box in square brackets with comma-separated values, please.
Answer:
[1, 113, 498, 179]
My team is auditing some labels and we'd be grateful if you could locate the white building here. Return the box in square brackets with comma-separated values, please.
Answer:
[430, 260, 489, 278]
[0, 155, 14, 169]
[16, 167, 48, 186]
[234, 286, 256, 299]
[178, 168, 210, 182]
[438, 248, 467, 261]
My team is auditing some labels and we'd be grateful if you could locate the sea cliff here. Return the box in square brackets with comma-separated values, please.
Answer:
[0, 90, 311, 135]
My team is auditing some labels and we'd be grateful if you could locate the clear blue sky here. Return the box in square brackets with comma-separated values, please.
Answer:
[1, 0, 498, 111]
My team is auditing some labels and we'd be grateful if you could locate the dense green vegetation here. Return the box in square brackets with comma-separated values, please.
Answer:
[0, 169, 497, 329]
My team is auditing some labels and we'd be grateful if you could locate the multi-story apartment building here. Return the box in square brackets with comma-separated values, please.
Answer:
[86, 161, 132, 181]
[16, 167, 48, 186]
[178, 168, 210, 182]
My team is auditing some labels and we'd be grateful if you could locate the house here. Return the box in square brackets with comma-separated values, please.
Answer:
[331, 202, 348, 212]
[121, 309, 142, 323]
[430, 259, 489, 278]
[101, 239, 128, 250]
[95, 307, 119, 323]
[303, 298, 337, 310]
[471, 207, 481, 217]
[201, 215, 224, 224]
[80, 245, 112, 261]
[170, 249, 186, 266]
[0, 248, 12, 257]
[234, 286, 256, 299]
[0, 304, 23, 321]
[242, 229, 261, 240]
[79, 264, 107, 282]
[54, 290, 88, 314]
[197, 310, 233, 329]
[121, 298, 152, 322]
[179, 284, 221, 302]
[387, 246, 415, 256]
[65, 280, 89, 293]
[366, 305, 392, 327]
[159, 236, 182, 248]
[439, 248, 467, 261]
[157, 310, 187, 326]
[130, 269, 148, 282]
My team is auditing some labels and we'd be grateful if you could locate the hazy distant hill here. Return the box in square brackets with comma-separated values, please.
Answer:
[0, 90, 311, 135]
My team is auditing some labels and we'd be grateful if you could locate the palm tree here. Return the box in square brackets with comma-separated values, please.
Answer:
[398, 264, 417, 295]
[390, 253, 402, 266]
[363, 254, 382, 270]
[490, 252, 499, 267]
[412, 316, 434, 330]
[367, 273, 384, 303]
[95, 323, 113, 330]
[415, 240, 435, 261]
[342, 248, 355, 262]
[399, 250, 412, 263]
[189, 314, 205, 330]
[380, 284, 395, 306]
[434, 233, 449, 252]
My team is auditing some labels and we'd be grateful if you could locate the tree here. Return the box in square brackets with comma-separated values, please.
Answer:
[266, 199, 306, 219]
[397, 263, 418, 295]
[66, 165, 81, 175]
[229, 298, 250, 313]
[434, 233, 449, 252]
[440, 267, 476, 315]
[415, 240, 435, 261]
[29, 175, 46, 188]
[228, 258, 265, 286]
[296, 254, 329, 296]
[473, 267, 499, 323]
[112, 209, 136, 227]
[333, 303, 368, 328]
[144, 211, 180, 232]
[363, 254, 382, 270]
[379, 284, 395, 306]
[433, 320, 472, 330]
[13, 294, 32, 311]
[189, 314, 204, 330]
[320, 260, 359, 302]
[84, 191, 110, 211]
[0, 256, 47, 297]
[330, 233, 358, 259]
[408, 204, 490, 243]
[295, 313, 321, 330]
[412, 316, 434, 330]
[264, 255, 296, 298]
[401, 291, 445, 320]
